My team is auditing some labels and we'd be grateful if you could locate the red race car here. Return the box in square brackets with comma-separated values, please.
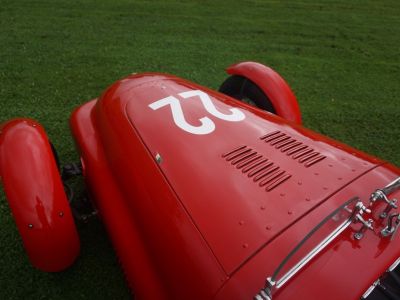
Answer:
[0, 62, 399, 300]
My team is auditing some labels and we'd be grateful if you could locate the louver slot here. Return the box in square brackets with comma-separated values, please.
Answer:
[242, 158, 268, 173]
[222, 146, 291, 192]
[236, 155, 263, 169]
[260, 131, 326, 167]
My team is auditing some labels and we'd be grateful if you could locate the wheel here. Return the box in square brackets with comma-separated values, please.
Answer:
[222, 62, 302, 124]
[219, 75, 277, 113]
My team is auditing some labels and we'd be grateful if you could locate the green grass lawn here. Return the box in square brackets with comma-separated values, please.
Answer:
[1, 0, 399, 299]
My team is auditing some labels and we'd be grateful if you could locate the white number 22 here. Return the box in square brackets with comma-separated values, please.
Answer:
[148, 90, 245, 135]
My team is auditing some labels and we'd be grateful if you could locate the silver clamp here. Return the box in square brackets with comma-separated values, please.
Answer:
[370, 178, 400, 218]
[354, 215, 374, 240]
[352, 202, 374, 240]
[381, 213, 400, 240]
[370, 189, 387, 203]
[380, 198, 398, 219]
[351, 201, 371, 218]
[370, 178, 400, 202]
[370, 189, 398, 218]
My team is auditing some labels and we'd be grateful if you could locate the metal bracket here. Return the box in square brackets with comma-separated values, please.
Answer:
[370, 178, 400, 219]
[380, 198, 398, 219]
[354, 215, 374, 240]
[351, 202, 374, 240]
[371, 178, 400, 202]
[371, 189, 398, 218]
[370, 189, 388, 203]
[381, 213, 400, 240]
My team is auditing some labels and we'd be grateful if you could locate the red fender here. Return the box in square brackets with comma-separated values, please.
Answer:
[226, 61, 302, 124]
[0, 119, 80, 272]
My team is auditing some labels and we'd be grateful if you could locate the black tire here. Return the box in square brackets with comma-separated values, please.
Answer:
[219, 75, 276, 113]
[50, 142, 61, 171]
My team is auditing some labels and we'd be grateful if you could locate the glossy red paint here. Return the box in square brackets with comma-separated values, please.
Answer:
[0, 119, 80, 272]
[226, 61, 302, 124]
[68, 71, 398, 299]
[1, 62, 399, 299]
[71, 99, 227, 299]
[123, 74, 380, 275]
[71, 102, 169, 299]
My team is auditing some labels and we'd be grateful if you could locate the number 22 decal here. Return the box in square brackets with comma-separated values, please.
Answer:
[148, 90, 245, 135]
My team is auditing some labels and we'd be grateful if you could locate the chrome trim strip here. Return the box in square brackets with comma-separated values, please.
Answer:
[388, 256, 400, 272]
[388, 177, 400, 186]
[275, 218, 352, 288]
[385, 177, 400, 191]
[361, 279, 380, 299]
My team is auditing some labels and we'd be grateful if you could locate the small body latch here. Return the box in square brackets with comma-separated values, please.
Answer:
[354, 215, 374, 240]
[351, 202, 374, 240]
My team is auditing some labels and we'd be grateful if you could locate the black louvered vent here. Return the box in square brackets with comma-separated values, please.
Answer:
[260, 131, 326, 167]
[222, 146, 292, 192]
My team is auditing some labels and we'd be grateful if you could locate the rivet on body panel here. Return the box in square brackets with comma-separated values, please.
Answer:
[305, 197, 311, 202]
[155, 153, 162, 164]
[280, 193, 285, 197]
[242, 243, 249, 249]
[239, 220, 245, 226]
[28, 224, 33, 229]
[260, 205, 266, 210]
[59, 212, 64, 217]
[266, 225, 272, 230]
[288, 211, 293, 215]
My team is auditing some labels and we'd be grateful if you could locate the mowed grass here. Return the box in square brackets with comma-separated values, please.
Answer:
[1, 0, 399, 299]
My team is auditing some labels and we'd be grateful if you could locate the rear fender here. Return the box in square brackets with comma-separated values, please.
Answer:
[226, 61, 302, 124]
[0, 119, 80, 272]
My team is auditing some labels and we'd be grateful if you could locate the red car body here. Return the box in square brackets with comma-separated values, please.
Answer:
[0, 62, 399, 299]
